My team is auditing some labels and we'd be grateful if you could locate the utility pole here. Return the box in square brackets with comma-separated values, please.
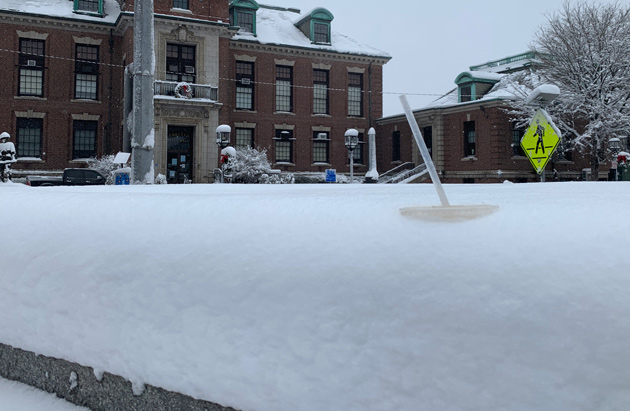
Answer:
[131, 0, 155, 184]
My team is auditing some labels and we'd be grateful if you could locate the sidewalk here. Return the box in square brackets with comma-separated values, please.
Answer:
[0, 376, 88, 411]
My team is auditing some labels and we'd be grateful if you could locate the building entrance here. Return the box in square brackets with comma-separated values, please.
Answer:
[167, 126, 194, 184]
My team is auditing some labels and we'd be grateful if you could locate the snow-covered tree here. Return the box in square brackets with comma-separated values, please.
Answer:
[231, 146, 293, 184]
[231, 146, 273, 183]
[88, 154, 117, 185]
[531, 1, 630, 179]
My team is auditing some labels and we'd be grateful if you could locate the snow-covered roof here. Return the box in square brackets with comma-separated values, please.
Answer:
[456, 71, 503, 84]
[469, 51, 540, 74]
[232, 5, 391, 59]
[0, 0, 121, 24]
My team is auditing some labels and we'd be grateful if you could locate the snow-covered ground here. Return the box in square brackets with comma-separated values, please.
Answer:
[0, 376, 88, 410]
[1, 181, 629, 411]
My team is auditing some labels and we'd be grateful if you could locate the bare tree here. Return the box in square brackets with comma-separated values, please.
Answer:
[531, 1, 630, 180]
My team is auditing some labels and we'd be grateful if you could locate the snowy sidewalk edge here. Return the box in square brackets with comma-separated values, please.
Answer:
[0, 342, 239, 411]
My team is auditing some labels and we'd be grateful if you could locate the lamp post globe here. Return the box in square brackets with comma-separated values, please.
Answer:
[344, 128, 359, 150]
[345, 128, 359, 184]
[216, 124, 231, 148]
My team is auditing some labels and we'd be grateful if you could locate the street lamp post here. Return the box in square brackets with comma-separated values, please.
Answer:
[344, 129, 359, 183]
[609, 137, 621, 181]
[215, 125, 231, 183]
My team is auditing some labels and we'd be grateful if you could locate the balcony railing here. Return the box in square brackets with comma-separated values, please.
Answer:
[154, 80, 218, 102]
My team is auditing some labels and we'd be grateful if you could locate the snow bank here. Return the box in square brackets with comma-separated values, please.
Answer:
[1, 182, 629, 411]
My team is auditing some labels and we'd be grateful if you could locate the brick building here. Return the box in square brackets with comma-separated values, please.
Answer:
[376, 52, 600, 183]
[0, 0, 390, 183]
[223, 1, 390, 176]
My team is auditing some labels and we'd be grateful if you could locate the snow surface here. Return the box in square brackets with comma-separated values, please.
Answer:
[1, 181, 630, 411]
[233, 6, 390, 59]
[0, 0, 121, 24]
[0, 376, 89, 410]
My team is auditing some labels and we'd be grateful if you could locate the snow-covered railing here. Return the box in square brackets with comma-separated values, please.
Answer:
[377, 162, 415, 184]
[154, 81, 218, 101]
[389, 163, 428, 184]
[470, 52, 537, 71]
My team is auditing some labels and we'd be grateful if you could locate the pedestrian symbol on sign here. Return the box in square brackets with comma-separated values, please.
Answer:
[534, 123, 545, 154]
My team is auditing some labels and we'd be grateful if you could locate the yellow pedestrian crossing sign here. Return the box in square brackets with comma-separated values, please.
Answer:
[520, 109, 562, 174]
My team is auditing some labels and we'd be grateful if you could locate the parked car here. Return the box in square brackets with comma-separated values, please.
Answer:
[26, 169, 106, 186]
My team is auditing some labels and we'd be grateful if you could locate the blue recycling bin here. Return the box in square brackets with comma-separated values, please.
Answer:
[114, 169, 130, 185]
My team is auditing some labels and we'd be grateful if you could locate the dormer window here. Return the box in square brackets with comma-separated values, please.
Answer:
[459, 84, 472, 103]
[74, 0, 103, 16]
[455, 72, 501, 103]
[313, 21, 329, 43]
[230, 0, 260, 35]
[295, 8, 334, 44]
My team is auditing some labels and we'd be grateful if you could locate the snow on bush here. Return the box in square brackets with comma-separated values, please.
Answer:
[232, 146, 293, 184]
[87, 155, 117, 185]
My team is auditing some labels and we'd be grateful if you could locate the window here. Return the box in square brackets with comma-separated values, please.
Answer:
[73, 120, 97, 159]
[274, 129, 293, 163]
[237, 11, 255, 33]
[423, 126, 433, 158]
[166, 44, 196, 83]
[351, 133, 365, 164]
[75, 0, 102, 14]
[348, 73, 363, 117]
[464, 121, 476, 157]
[75, 45, 99, 100]
[236, 61, 254, 110]
[16, 118, 42, 158]
[313, 69, 329, 115]
[392, 131, 401, 162]
[313, 132, 330, 164]
[275, 66, 292, 112]
[460, 84, 472, 103]
[173, 0, 189, 9]
[229, 0, 260, 35]
[235, 128, 254, 150]
[511, 124, 525, 156]
[18, 39, 45, 97]
[313, 22, 330, 43]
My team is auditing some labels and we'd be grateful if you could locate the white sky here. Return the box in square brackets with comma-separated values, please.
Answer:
[267, 0, 616, 116]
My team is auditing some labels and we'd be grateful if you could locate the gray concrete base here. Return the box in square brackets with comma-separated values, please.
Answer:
[0, 343, 239, 411]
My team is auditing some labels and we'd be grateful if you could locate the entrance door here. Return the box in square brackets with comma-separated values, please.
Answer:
[167, 126, 194, 184]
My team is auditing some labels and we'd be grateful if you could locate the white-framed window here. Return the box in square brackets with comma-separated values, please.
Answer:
[18, 38, 45, 97]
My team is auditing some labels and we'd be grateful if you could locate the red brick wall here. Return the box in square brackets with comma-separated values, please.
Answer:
[223, 46, 386, 173]
[152, 0, 229, 22]
[376, 104, 595, 183]
[0, 22, 123, 172]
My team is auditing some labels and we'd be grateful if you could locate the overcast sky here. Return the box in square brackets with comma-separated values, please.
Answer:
[267, 0, 615, 117]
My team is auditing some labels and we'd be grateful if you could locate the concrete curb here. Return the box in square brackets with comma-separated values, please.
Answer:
[0, 343, 239, 411]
